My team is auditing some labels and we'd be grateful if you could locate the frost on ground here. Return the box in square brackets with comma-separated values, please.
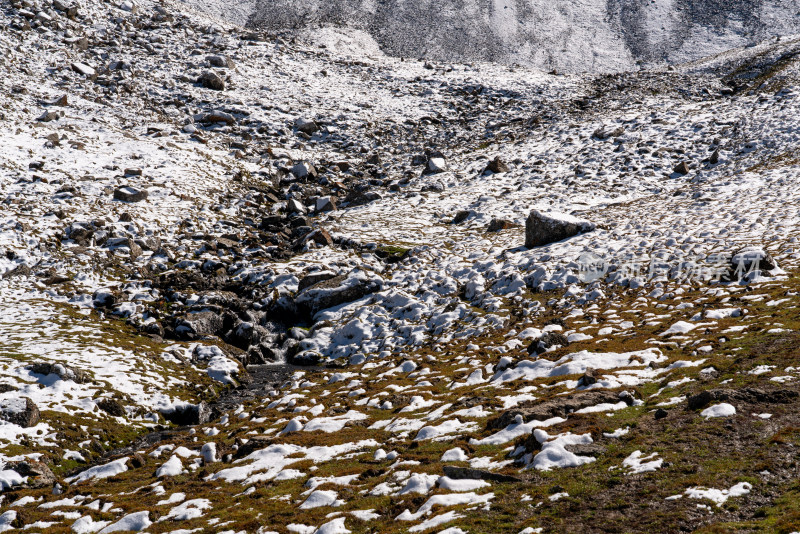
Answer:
[2, 0, 800, 532]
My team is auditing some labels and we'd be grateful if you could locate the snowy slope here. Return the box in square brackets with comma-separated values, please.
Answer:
[236, 0, 800, 72]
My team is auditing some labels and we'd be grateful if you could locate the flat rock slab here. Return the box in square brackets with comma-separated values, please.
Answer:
[113, 186, 148, 202]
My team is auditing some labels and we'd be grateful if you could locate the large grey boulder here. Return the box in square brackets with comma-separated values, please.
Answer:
[524, 210, 595, 248]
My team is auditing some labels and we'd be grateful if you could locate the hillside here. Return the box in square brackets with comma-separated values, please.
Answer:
[2, 0, 800, 532]
[243, 0, 800, 72]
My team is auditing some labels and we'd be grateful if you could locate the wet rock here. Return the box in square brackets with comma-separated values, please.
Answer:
[5, 459, 55, 488]
[161, 401, 211, 426]
[97, 398, 126, 417]
[27, 362, 91, 383]
[524, 210, 595, 248]
[113, 186, 148, 202]
[483, 156, 509, 174]
[0, 397, 40, 427]
[197, 70, 225, 90]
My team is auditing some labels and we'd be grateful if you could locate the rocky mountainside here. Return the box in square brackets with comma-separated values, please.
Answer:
[244, 0, 800, 72]
[2, 0, 800, 532]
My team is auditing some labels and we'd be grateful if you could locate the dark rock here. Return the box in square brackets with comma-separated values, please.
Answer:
[673, 161, 690, 175]
[97, 398, 126, 417]
[131, 453, 146, 468]
[201, 110, 236, 125]
[176, 311, 224, 339]
[527, 331, 569, 355]
[487, 218, 515, 232]
[654, 408, 668, 420]
[197, 70, 225, 90]
[298, 271, 337, 292]
[207, 55, 234, 68]
[442, 466, 521, 483]
[295, 118, 319, 135]
[0, 397, 40, 427]
[525, 210, 595, 248]
[577, 368, 597, 387]
[291, 162, 317, 180]
[27, 362, 91, 383]
[487, 390, 620, 430]
[709, 149, 720, 165]
[484, 156, 509, 174]
[113, 186, 148, 202]
[452, 210, 470, 224]
[295, 271, 382, 316]
[161, 401, 211, 426]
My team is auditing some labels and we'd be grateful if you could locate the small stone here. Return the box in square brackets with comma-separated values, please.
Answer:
[295, 118, 319, 135]
[197, 70, 225, 90]
[577, 368, 597, 387]
[207, 55, 234, 68]
[37, 110, 60, 122]
[96, 397, 126, 417]
[291, 162, 317, 179]
[484, 156, 509, 174]
[487, 218, 514, 232]
[113, 186, 148, 202]
[315, 196, 337, 212]
[654, 408, 668, 420]
[673, 161, 690, 175]
[124, 168, 142, 176]
[423, 156, 447, 175]
[71, 62, 96, 78]
[131, 453, 146, 468]
[201, 110, 235, 125]
[709, 149, 720, 165]
[287, 198, 307, 214]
